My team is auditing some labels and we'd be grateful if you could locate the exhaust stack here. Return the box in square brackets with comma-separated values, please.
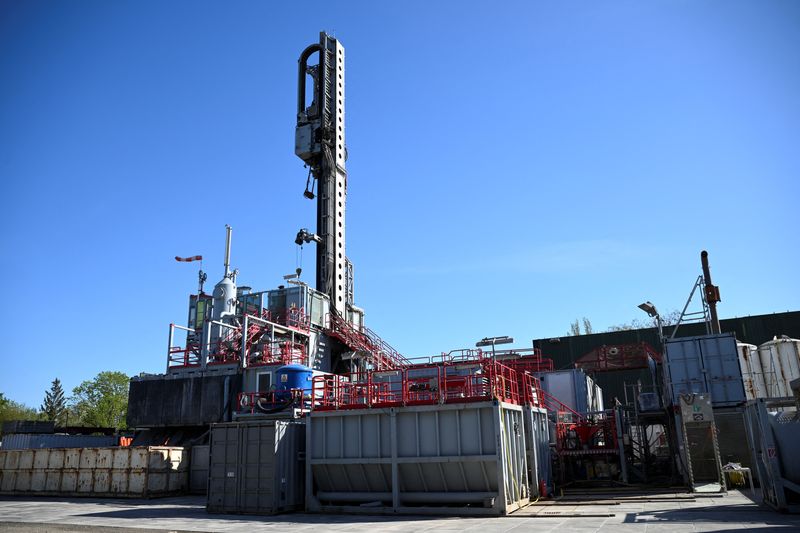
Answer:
[224, 224, 232, 276]
[701, 250, 721, 334]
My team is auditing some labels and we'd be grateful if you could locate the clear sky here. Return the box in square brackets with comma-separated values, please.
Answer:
[1, 1, 798, 408]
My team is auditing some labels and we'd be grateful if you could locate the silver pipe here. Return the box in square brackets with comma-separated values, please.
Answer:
[224, 224, 232, 276]
[209, 320, 238, 329]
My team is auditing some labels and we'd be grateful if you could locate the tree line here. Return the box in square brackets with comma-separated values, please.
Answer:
[568, 310, 683, 336]
[0, 371, 129, 432]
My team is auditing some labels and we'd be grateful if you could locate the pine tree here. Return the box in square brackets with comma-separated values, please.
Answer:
[41, 378, 67, 426]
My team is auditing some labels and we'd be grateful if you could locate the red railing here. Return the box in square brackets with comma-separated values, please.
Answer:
[325, 312, 410, 370]
[262, 307, 311, 332]
[248, 341, 307, 366]
[311, 359, 533, 411]
[168, 343, 201, 367]
[574, 341, 661, 372]
[495, 348, 555, 373]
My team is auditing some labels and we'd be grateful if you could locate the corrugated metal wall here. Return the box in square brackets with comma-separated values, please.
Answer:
[207, 420, 305, 515]
[1, 434, 117, 450]
[533, 311, 800, 407]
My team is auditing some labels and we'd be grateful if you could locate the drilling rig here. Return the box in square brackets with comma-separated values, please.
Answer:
[126, 32, 407, 438]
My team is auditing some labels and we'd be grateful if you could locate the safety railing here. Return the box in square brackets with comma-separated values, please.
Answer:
[324, 312, 409, 370]
[310, 360, 530, 411]
[167, 323, 202, 368]
[248, 341, 307, 367]
[262, 307, 311, 332]
[406, 348, 485, 366]
[521, 372, 545, 408]
[168, 344, 201, 367]
[207, 328, 242, 365]
[495, 348, 555, 373]
[537, 387, 585, 423]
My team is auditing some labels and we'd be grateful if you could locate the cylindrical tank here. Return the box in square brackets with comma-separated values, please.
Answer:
[209, 276, 237, 346]
[275, 364, 314, 400]
[212, 277, 237, 321]
[737, 342, 764, 400]
[757, 337, 800, 398]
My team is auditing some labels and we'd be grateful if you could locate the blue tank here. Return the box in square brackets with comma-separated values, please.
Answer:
[275, 364, 313, 400]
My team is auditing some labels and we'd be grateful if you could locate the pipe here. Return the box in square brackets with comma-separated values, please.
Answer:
[167, 324, 175, 373]
[297, 43, 322, 117]
[700, 250, 721, 334]
[315, 491, 496, 504]
[224, 225, 232, 276]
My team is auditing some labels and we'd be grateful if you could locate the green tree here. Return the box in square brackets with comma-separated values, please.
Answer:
[70, 371, 130, 429]
[41, 378, 67, 426]
[568, 317, 593, 336]
[606, 309, 682, 332]
[0, 393, 39, 433]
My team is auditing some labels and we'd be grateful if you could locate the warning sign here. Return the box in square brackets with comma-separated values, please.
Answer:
[767, 447, 777, 459]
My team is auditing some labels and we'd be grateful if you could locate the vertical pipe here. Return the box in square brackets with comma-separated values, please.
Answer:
[167, 323, 175, 372]
[701, 250, 721, 334]
[224, 225, 232, 276]
[241, 315, 248, 368]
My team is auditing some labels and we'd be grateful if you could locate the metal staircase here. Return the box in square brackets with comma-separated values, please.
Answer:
[325, 312, 410, 370]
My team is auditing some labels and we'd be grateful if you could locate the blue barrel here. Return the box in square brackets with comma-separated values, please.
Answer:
[275, 364, 313, 400]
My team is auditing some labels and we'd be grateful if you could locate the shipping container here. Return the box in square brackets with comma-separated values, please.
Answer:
[534, 369, 602, 413]
[207, 420, 304, 515]
[0, 446, 188, 497]
[522, 405, 552, 496]
[1, 434, 117, 450]
[189, 445, 209, 494]
[663, 333, 745, 406]
[306, 400, 529, 516]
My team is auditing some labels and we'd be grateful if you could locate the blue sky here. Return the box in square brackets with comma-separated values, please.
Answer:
[1, 1, 798, 407]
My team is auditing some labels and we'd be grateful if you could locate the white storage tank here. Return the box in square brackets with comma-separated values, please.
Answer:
[757, 337, 800, 398]
[737, 342, 766, 400]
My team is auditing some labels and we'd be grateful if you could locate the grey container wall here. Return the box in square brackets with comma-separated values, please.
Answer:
[523, 405, 552, 496]
[306, 401, 530, 516]
[663, 333, 746, 407]
[535, 369, 601, 413]
[1, 434, 117, 450]
[189, 445, 209, 494]
[743, 398, 800, 513]
[207, 420, 305, 515]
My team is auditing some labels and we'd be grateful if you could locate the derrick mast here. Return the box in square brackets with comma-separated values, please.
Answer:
[295, 32, 352, 320]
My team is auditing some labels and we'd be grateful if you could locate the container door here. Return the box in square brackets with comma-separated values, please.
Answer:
[207, 425, 240, 511]
[240, 423, 276, 513]
[699, 334, 745, 405]
[665, 338, 706, 401]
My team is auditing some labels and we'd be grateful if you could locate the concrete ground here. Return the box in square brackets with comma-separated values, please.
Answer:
[0, 490, 798, 533]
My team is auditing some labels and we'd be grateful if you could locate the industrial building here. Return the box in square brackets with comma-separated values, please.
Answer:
[2, 32, 800, 518]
